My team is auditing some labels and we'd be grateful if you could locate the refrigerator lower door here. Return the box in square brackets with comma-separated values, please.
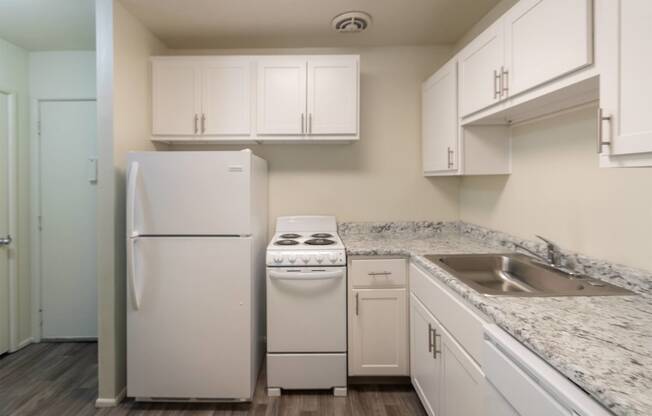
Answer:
[127, 236, 255, 400]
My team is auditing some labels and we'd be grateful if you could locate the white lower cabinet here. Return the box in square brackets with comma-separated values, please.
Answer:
[409, 263, 486, 416]
[348, 258, 409, 376]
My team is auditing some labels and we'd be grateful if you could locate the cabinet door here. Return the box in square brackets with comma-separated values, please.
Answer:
[201, 58, 251, 136]
[256, 58, 307, 135]
[152, 60, 201, 136]
[410, 294, 441, 416]
[422, 60, 458, 174]
[440, 324, 485, 416]
[504, 0, 592, 97]
[599, 0, 652, 159]
[459, 20, 504, 117]
[306, 56, 358, 136]
[349, 289, 408, 376]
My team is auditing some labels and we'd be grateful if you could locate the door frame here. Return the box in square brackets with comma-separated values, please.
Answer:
[30, 98, 97, 341]
[0, 90, 19, 352]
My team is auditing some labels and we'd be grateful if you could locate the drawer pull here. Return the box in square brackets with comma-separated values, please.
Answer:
[368, 271, 391, 276]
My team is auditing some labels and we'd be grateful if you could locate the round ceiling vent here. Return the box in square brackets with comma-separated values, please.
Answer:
[331, 11, 372, 33]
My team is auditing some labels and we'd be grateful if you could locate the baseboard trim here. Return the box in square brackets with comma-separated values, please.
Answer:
[10, 337, 33, 352]
[95, 387, 126, 408]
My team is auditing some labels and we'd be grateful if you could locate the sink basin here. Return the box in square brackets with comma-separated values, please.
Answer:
[426, 253, 635, 297]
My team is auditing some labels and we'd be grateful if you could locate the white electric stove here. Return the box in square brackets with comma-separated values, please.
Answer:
[265, 216, 347, 397]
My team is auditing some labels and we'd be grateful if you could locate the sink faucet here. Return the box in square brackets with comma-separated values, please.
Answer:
[513, 235, 563, 267]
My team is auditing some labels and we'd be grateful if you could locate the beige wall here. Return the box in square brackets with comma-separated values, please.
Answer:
[0, 37, 31, 347]
[460, 107, 652, 271]
[170, 46, 459, 235]
[96, 0, 167, 402]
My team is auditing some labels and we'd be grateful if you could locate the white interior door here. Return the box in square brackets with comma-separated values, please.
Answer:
[306, 56, 358, 135]
[40, 100, 97, 339]
[0, 93, 11, 354]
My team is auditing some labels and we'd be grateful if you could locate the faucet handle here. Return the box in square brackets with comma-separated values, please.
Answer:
[535, 234, 559, 249]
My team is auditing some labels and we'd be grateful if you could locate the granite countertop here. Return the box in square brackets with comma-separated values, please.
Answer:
[339, 221, 652, 416]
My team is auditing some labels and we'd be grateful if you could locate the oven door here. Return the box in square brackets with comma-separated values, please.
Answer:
[267, 266, 346, 353]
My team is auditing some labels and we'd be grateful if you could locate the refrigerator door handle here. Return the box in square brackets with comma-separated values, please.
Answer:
[126, 161, 140, 238]
[127, 237, 141, 310]
[269, 270, 345, 280]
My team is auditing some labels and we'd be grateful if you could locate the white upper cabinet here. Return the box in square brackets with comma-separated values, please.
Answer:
[256, 57, 307, 136]
[201, 58, 251, 136]
[307, 56, 359, 136]
[459, 20, 505, 117]
[598, 0, 652, 166]
[152, 60, 201, 136]
[504, 0, 592, 97]
[152, 57, 251, 138]
[422, 59, 458, 175]
[152, 55, 359, 143]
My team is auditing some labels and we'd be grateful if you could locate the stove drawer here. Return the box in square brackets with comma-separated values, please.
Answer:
[267, 267, 347, 352]
[267, 353, 346, 390]
[350, 258, 407, 288]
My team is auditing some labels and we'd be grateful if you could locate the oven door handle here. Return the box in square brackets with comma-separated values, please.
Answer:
[269, 270, 345, 281]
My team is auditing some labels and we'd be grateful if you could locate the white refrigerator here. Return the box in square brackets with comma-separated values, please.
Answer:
[126, 150, 267, 401]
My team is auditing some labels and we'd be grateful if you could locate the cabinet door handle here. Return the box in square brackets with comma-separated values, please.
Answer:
[428, 323, 433, 353]
[447, 147, 454, 169]
[433, 328, 441, 359]
[301, 113, 305, 134]
[201, 114, 206, 134]
[493, 70, 501, 99]
[355, 292, 359, 315]
[597, 108, 612, 153]
[308, 113, 312, 134]
[368, 271, 391, 276]
[501, 66, 509, 97]
[194, 114, 199, 134]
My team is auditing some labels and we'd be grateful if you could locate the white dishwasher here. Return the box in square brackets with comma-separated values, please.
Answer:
[483, 324, 613, 416]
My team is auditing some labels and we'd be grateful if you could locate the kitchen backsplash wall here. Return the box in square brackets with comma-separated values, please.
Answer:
[169, 46, 461, 237]
[460, 106, 652, 272]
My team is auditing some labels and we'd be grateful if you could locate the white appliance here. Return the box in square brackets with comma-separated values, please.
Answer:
[483, 324, 613, 416]
[126, 150, 267, 401]
[265, 216, 347, 396]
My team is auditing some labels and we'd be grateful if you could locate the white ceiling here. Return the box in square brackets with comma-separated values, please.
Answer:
[119, 0, 501, 49]
[0, 0, 95, 51]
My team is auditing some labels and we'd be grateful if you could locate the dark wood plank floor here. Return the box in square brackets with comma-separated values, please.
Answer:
[0, 343, 427, 416]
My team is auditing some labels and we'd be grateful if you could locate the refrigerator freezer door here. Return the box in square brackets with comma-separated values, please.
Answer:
[127, 151, 253, 236]
[266, 267, 346, 353]
[127, 236, 253, 399]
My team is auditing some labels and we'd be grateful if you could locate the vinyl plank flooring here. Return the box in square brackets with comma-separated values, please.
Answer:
[0, 343, 427, 416]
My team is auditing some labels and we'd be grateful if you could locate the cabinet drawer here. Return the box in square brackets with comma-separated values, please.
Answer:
[350, 259, 407, 288]
[409, 262, 486, 364]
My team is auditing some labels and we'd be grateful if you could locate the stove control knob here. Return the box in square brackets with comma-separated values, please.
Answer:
[273, 255, 284, 264]
[288, 255, 297, 264]
[315, 254, 324, 264]
[328, 253, 338, 263]
[301, 255, 310, 264]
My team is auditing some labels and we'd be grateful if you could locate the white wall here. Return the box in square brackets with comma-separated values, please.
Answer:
[29, 51, 96, 98]
[170, 46, 460, 235]
[96, 0, 167, 403]
[0, 36, 31, 348]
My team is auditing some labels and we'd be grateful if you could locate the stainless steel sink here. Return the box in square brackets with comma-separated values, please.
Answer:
[426, 253, 635, 297]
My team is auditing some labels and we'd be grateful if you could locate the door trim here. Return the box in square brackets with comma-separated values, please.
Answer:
[0, 90, 18, 352]
[30, 98, 97, 342]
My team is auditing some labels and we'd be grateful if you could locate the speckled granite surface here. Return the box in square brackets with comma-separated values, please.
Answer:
[339, 221, 652, 416]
